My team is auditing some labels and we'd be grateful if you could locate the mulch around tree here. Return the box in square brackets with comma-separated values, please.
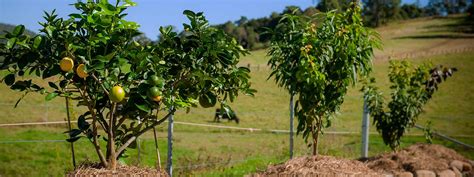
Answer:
[362, 143, 473, 175]
[252, 143, 473, 177]
[67, 162, 168, 177]
[252, 155, 381, 177]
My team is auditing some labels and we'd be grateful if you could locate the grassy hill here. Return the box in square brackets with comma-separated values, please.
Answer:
[0, 15, 473, 176]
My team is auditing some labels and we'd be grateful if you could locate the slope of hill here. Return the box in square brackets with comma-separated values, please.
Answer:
[0, 23, 36, 36]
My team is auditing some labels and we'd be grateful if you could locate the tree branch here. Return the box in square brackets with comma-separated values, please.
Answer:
[115, 108, 176, 158]
[90, 73, 110, 96]
[78, 87, 108, 167]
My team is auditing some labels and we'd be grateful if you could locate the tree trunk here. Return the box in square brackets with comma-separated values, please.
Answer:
[107, 138, 117, 170]
[313, 128, 319, 155]
[107, 104, 117, 170]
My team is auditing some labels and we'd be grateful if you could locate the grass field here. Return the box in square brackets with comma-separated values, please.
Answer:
[0, 15, 473, 176]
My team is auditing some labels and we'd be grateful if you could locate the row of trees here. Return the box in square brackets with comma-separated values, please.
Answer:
[214, 0, 472, 50]
[266, 1, 458, 154]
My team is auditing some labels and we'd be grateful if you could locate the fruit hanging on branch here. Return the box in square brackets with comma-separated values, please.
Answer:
[0, 0, 255, 170]
[110, 86, 125, 103]
[60, 57, 74, 72]
[76, 64, 88, 79]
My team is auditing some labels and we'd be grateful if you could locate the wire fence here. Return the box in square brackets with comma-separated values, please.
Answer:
[1, 106, 473, 173]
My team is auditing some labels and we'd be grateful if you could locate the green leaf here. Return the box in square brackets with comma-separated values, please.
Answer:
[66, 136, 81, 143]
[48, 82, 59, 90]
[69, 13, 83, 19]
[65, 129, 82, 137]
[78, 115, 90, 130]
[59, 80, 69, 89]
[12, 25, 25, 36]
[135, 103, 151, 113]
[4, 74, 15, 86]
[6, 38, 17, 49]
[45, 26, 54, 37]
[33, 36, 42, 49]
[123, 0, 137, 7]
[45, 92, 58, 101]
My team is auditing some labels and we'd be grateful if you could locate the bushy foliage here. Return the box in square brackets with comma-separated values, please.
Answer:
[467, 4, 474, 19]
[400, 4, 424, 19]
[267, 2, 380, 155]
[0, 0, 254, 169]
[362, 61, 456, 150]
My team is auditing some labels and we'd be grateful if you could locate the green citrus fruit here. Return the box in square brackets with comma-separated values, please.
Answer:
[148, 86, 162, 98]
[199, 92, 216, 108]
[148, 75, 164, 87]
[110, 86, 125, 103]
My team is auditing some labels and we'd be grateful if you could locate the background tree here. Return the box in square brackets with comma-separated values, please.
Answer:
[362, 61, 456, 150]
[400, 4, 424, 19]
[0, 0, 254, 170]
[267, 2, 380, 155]
[317, 0, 342, 12]
[362, 0, 402, 27]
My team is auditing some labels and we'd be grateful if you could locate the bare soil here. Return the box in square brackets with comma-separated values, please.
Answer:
[362, 143, 473, 175]
[67, 162, 168, 177]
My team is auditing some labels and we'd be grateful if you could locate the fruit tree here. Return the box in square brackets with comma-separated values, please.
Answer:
[362, 61, 456, 150]
[267, 2, 380, 155]
[0, 0, 254, 170]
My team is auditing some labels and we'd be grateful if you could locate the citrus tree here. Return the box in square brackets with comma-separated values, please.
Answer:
[0, 0, 254, 170]
[267, 2, 380, 155]
[362, 61, 456, 150]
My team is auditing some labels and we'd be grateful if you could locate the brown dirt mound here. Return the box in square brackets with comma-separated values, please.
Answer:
[67, 162, 168, 177]
[363, 143, 473, 174]
[253, 155, 381, 177]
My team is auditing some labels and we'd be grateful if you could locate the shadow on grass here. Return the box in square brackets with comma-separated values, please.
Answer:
[394, 15, 474, 40]
[423, 15, 474, 34]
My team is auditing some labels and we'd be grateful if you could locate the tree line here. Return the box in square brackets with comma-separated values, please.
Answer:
[215, 0, 472, 50]
[1, 1, 472, 51]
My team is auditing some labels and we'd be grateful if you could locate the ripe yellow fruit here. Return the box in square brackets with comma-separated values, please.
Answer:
[76, 64, 88, 78]
[110, 86, 125, 103]
[60, 57, 74, 72]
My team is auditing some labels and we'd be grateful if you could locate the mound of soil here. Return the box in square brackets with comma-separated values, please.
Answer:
[253, 155, 381, 177]
[67, 162, 168, 177]
[363, 143, 474, 175]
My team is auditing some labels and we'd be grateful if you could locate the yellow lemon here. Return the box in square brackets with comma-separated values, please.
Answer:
[110, 86, 125, 103]
[60, 57, 74, 72]
[76, 64, 88, 79]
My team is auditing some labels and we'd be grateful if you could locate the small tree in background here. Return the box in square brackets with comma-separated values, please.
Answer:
[0, 0, 254, 170]
[267, 2, 380, 155]
[362, 60, 456, 150]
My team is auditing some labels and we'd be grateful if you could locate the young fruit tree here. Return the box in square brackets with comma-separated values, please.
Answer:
[361, 61, 456, 150]
[266, 2, 380, 155]
[0, 0, 254, 170]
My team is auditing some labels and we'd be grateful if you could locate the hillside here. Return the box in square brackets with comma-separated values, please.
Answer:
[0, 23, 36, 36]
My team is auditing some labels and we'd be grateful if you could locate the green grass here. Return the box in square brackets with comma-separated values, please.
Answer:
[1, 16, 474, 176]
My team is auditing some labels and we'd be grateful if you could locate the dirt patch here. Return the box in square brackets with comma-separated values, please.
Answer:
[252, 155, 381, 177]
[67, 162, 168, 177]
[363, 143, 473, 175]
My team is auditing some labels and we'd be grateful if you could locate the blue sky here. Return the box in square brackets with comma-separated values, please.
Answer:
[1, 0, 427, 40]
